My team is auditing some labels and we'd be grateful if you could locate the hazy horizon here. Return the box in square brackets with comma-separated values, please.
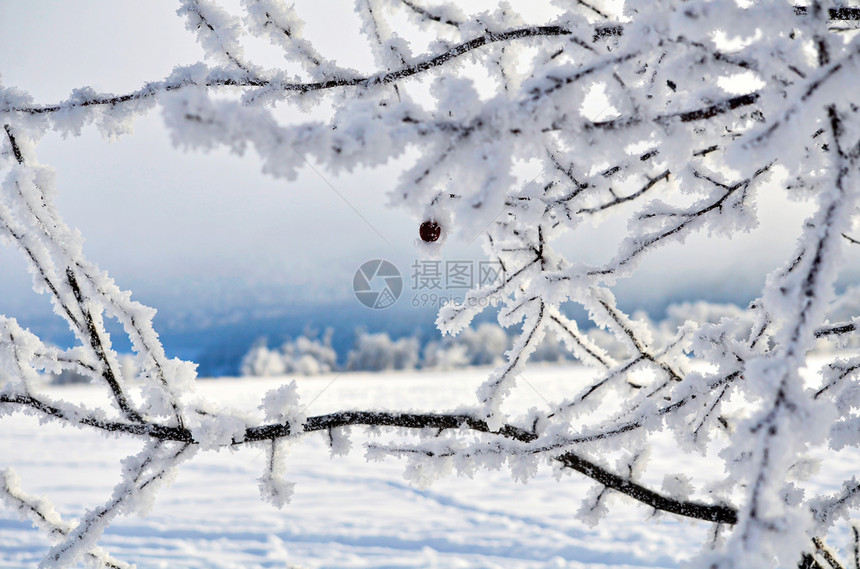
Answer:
[2, 0, 857, 376]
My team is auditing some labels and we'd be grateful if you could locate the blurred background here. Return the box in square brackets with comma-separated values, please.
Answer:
[0, 0, 849, 376]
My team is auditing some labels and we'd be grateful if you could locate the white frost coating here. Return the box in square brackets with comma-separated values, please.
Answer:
[328, 426, 353, 458]
[0, 469, 64, 530]
[4, 1, 860, 567]
[662, 473, 694, 501]
[39, 442, 192, 568]
[187, 408, 248, 449]
[177, 0, 255, 73]
[258, 439, 296, 508]
[0, 469, 135, 569]
[576, 482, 610, 528]
[260, 380, 306, 433]
[241, 0, 332, 79]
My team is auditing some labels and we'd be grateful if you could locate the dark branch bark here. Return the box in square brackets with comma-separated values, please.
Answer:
[590, 92, 761, 131]
[65, 268, 143, 423]
[795, 6, 860, 20]
[0, 393, 189, 440]
[0, 215, 84, 333]
[1, 472, 133, 569]
[549, 313, 612, 368]
[577, 169, 670, 215]
[815, 322, 856, 338]
[0, 392, 538, 446]
[801, 553, 828, 569]
[398, 0, 461, 27]
[245, 410, 539, 443]
[2, 5, 849, 112]
[3, 124, 24, 164]
[582, 162, 772, 276]
[555, 451, 738, 524]
[813, 536, 847, 569]
[0, 389, 745, 526]
[7, 25, 576, 115]
[3, 6, 856, 116]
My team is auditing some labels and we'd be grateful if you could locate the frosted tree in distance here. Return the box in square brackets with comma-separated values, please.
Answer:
[3, 1, 860, 567]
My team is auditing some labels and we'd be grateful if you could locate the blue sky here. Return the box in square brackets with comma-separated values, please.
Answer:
[0, 0, 847, 343]
[0, 1, 433, 315]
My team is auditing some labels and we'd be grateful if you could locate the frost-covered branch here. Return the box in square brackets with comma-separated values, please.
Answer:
[5, 1, 860, 567]
[0, 470, 132, 569]
[3, 24, 574, 116]
[554, 451, 737, 524]
[395, 0, 462, 27]
[0, 387, 743, 525]
[43, 441, 193, 568]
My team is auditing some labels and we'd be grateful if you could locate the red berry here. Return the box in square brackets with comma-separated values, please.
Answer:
[419, 220, 441, 242]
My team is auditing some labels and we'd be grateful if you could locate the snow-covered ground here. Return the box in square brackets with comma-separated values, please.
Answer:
[0, 363, 850, 568]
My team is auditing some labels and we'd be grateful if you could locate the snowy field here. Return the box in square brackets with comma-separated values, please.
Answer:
[0, 362, 853, 569]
